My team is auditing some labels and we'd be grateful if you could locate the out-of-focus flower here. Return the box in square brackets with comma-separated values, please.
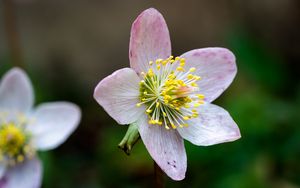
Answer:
[0, 68, 81, 187]
[94, 8, 241, 180]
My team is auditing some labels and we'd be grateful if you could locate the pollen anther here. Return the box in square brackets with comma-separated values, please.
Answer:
[138, 56, 205, 130]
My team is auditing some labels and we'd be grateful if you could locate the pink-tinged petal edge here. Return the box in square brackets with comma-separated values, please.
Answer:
[28, 102, 81, 151]
[0, 158, 42, 188]
[94, 68, 144, 125]
[181, 48, 237, 102]
[0, 67, 34, 112]
[137, 114, 187, 181]
[177, 103, 241, 146]
[129, 8, 171, 74]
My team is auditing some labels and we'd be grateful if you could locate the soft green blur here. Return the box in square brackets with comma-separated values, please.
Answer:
[1, 0, 300, 187]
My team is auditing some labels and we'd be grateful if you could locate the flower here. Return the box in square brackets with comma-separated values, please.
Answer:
[93, 8, 241, 180]
[0, 68, 81, 187]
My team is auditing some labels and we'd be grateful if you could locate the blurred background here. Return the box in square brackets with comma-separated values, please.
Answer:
[0, 0, 300, 187]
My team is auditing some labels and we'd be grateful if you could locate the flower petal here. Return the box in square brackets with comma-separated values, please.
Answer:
[0, 68, 34, 112]
[181, 48, 237, 102]
[0, 158, 42, 188]
[177, 103, 241, 146]
[137, 114, 187, 181]
[129, 8, 171, 74]
[0, 164, 6, 179]
[28, 102, 81, 151]
[94, 68, 143, 125]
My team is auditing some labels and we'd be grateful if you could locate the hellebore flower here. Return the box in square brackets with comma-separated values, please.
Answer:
[0, 68, 81, 187]
[94, 8, 241, 180]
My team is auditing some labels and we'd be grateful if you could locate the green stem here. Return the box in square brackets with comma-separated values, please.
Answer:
[118, 123, 140, 155]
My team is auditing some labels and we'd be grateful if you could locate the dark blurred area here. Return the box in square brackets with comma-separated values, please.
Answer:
[1, 0, 300, 187]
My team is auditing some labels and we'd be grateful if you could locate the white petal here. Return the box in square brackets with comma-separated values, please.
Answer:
[0, 68, 34, 112]
[1, 158, 42, 188]
[138, 114, 187, 181]
[181, 48, 237, 102]
[129, 8, 171, 74]
[94, 68, 144, 124]
[0, 164, 6, 179]
[177, 103, 241, 146]
[29, 102, 81, 151]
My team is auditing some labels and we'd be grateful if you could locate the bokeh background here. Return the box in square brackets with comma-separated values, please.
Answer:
[1, 0, 300, 187]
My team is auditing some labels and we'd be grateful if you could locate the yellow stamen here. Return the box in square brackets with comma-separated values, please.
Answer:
[176, 66, 184, 72]
[0, 122, 34, 165]
[189, 67, 196, 72]
[138, 56, 205, 130]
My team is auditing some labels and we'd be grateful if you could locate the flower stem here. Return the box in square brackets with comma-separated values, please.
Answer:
[154, 161, 164, 188]
[3, 0, 24, 68]
[118, 123, 140, 155]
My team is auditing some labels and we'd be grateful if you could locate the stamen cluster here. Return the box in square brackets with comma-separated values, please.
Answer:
[137, 56, 205, 129]
[0, 112, 35, 166]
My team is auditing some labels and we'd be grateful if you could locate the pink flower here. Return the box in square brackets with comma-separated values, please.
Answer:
[0, 68, 81, 187]
[94, 8, 241, 180]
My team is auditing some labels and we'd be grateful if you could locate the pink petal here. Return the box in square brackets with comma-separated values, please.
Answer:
[0, 68, 34, 112]
[137, 114, 187, 181]
[181, 48, 237, 102]
[129, 8, 171, 74]
[28, 102, 81, 151]
[94, 68, 143, 124]
[0, 158, 42, 188]
[177, 103, 241, 146]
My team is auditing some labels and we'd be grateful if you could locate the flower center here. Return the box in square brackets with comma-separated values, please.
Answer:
[0, 113, 35, 166]
[137, 56, 205, 129]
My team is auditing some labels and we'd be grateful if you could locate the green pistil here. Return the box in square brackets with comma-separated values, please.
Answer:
[136, 56, 204, 129]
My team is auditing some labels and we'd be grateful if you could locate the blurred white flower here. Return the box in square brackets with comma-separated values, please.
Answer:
[0, 68, 81, 188]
